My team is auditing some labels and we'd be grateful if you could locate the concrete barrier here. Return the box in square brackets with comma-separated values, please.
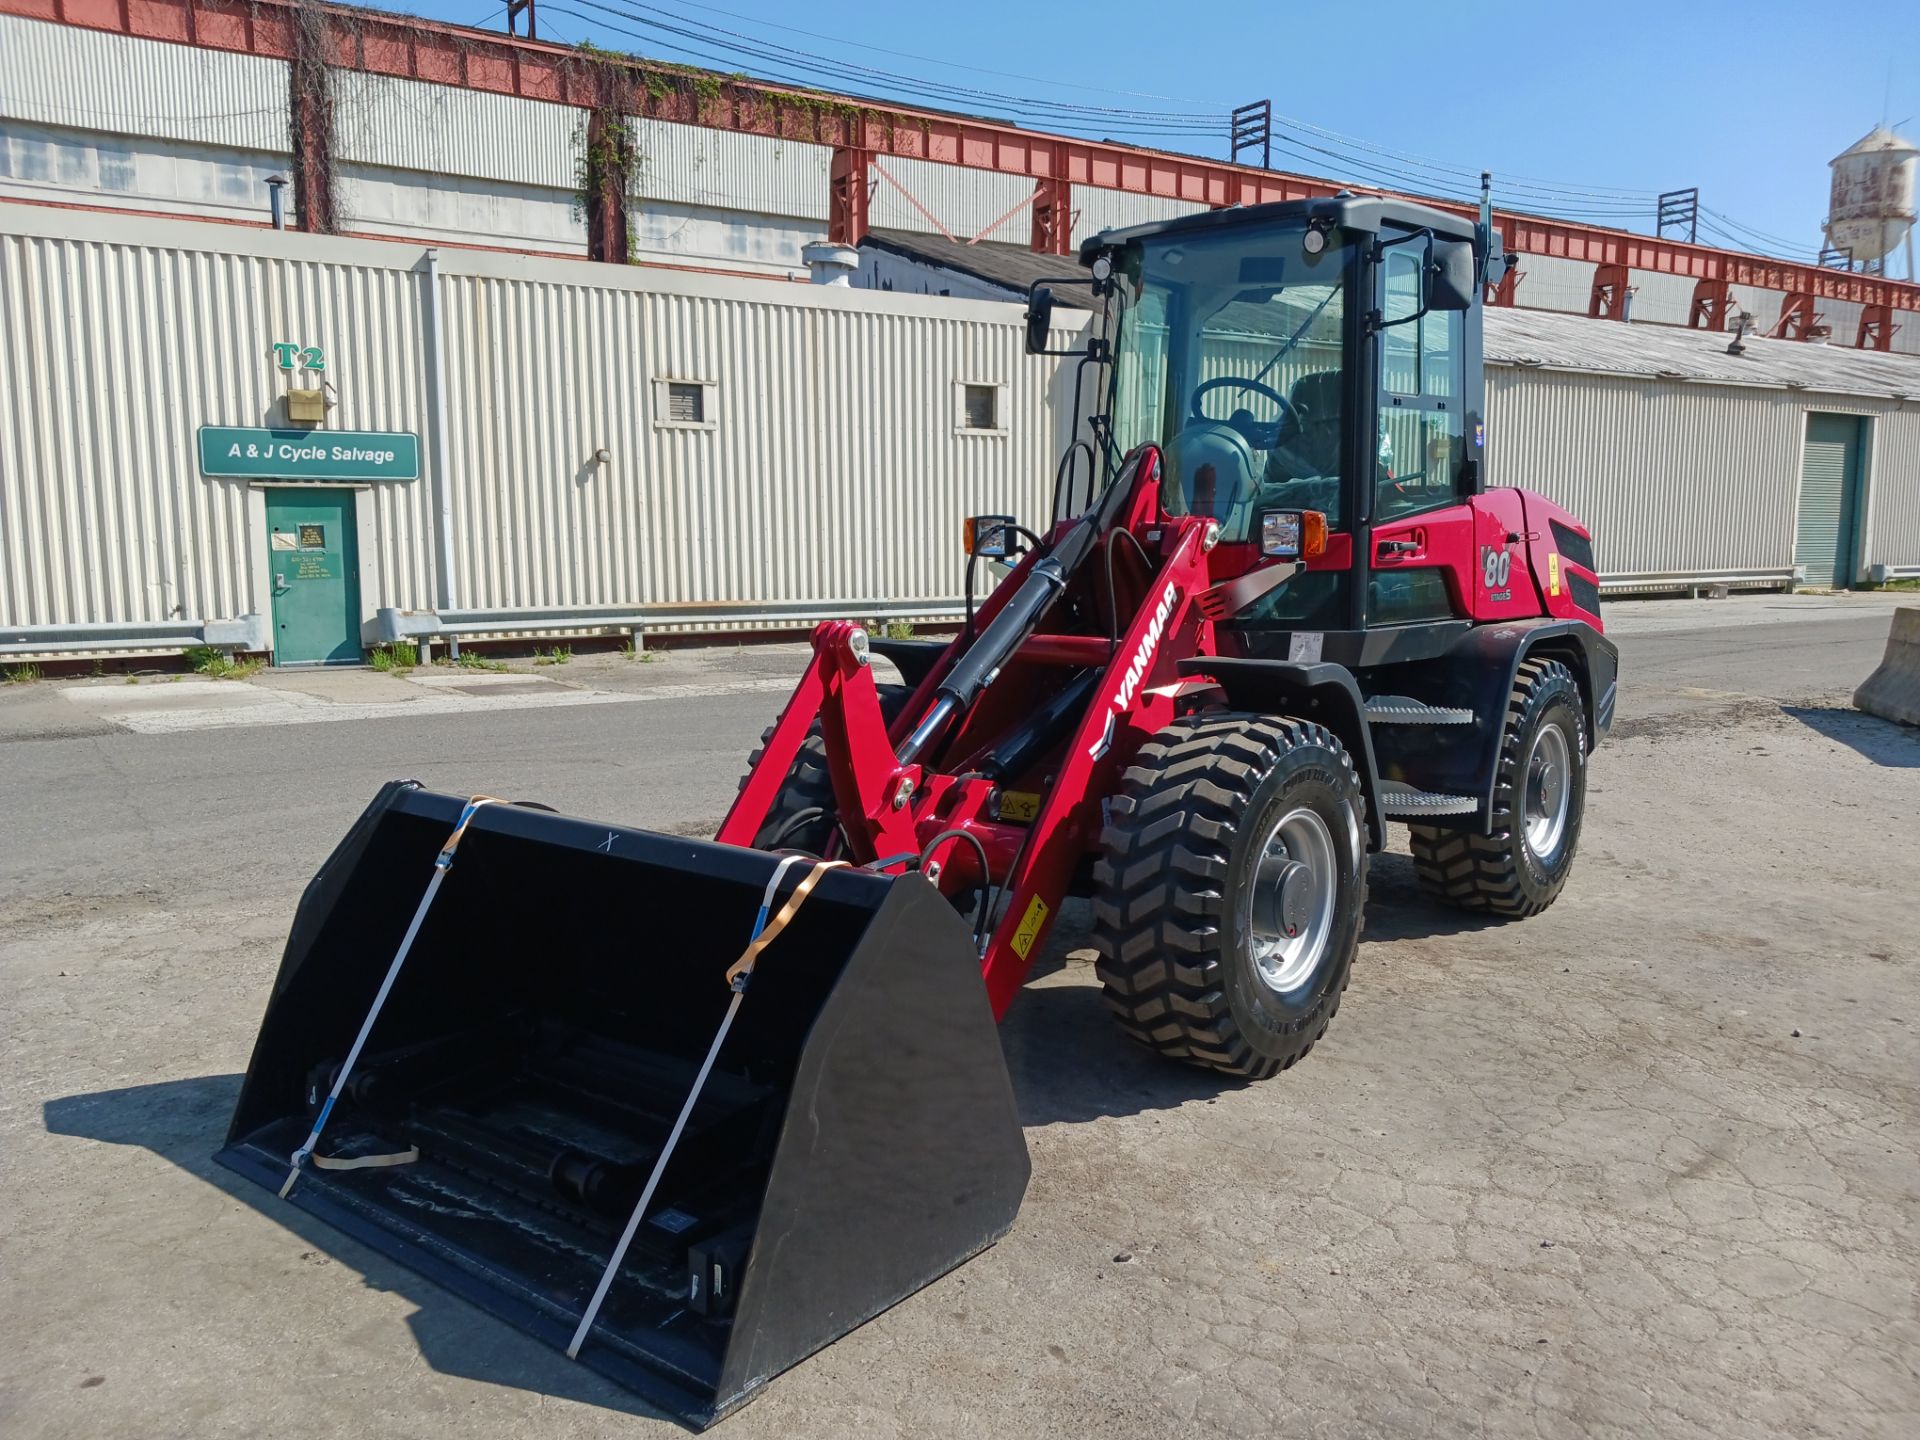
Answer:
[1854, 607, 1920, 726]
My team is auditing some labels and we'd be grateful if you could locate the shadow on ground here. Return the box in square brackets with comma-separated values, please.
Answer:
[42, 1077, 672, 1423]
[1785, 705, 1920, 767]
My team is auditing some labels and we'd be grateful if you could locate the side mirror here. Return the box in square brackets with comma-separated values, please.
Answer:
[1024, 285, 1055, 354]
[1427, 239, 1475, 312]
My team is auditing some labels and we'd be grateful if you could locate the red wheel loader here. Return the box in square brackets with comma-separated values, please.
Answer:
[218, 196, 1615, 1426]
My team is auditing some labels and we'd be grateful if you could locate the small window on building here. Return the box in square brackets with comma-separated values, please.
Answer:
[667, 382, 705, 424]
[960, 382, 1002, 433]
[653, 378, 717, 430]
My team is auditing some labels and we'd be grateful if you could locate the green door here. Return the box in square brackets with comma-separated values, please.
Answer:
[1795, 415, 1866, 589]
[266, 488, 362, 665]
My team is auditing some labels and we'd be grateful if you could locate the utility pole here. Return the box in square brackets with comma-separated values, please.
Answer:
[1656, 188, 1699, 244]
[1231, 101, 1272, 169]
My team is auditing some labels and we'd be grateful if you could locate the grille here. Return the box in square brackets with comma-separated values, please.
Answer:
[1550, 520, 1595, 572]
[1568, 571, 1602, 616]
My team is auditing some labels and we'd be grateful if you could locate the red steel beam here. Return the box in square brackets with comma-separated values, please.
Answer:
[11, 0, 1920, 316]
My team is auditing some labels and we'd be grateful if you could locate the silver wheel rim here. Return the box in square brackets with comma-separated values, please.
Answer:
[1523, 721, 1573, 862]
[1246, 806, 1339, 995]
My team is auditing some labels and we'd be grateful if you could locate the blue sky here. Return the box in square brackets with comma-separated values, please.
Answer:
[382, 0, 1916, 260]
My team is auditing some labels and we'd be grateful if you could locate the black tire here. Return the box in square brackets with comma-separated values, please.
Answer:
[741, 682, 913, 853]
[1408, 658, 1587, 918]
[1091, 713, 1369, 1080]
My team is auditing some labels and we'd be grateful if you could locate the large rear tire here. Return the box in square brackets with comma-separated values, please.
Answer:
[1408, 658, 1587, 917]
[742, 683, 913, 853]
[1092, 713, 1368, 1080]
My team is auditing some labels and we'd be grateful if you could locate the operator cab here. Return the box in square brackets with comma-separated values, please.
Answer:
[1077, 197, 1483, 645]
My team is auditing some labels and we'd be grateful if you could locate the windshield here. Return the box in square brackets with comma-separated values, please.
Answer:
[1107, 222, 1352, 539]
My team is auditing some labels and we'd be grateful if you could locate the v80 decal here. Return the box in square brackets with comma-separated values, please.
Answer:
[1481, 545, 1513, 590]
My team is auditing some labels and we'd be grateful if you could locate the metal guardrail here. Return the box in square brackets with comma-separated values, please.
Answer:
[1598, 569, 1797, 597]
[380, 599, 968, 643]
[0, 614, 269, 658]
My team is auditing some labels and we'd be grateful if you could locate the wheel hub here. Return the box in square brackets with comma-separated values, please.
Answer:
[1247, 808, 1339, 995]
[1523, 721, 1573, 863]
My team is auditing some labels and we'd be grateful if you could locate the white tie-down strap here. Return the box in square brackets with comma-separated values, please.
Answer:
[566, 853, 843, 1361]
[279, 795, 499, 1199]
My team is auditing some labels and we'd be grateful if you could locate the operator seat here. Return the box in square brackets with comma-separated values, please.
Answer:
[1260, 370, 1344, 526]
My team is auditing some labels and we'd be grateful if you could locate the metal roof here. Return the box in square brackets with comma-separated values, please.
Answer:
[863, 230, 1100, 307]
[1482, 307, 1920, 400]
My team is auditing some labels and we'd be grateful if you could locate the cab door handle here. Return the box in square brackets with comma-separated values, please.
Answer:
[1378, 539, 1420, 557]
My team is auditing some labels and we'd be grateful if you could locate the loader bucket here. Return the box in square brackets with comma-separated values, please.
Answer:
[216, 782, 1030, 1428]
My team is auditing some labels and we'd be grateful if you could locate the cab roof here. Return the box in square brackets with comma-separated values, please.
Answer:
[1079, 196, 1477, 264]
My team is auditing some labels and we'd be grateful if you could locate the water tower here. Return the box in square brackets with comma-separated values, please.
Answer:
[1824, 125, 1918, 278]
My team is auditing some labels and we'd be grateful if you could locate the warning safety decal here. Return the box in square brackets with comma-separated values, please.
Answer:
[1010, 895, 1051, 960]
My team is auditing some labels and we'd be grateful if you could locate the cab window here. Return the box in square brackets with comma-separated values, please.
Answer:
[1375, 240, 1465, 525]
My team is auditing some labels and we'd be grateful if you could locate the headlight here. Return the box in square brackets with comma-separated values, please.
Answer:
[1260, 509, 1329, 561]
[1261, 510, 1303, 558]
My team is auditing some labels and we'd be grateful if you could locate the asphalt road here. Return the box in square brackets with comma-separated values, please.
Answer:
[0, 593, 1902, 906]
[2, 591, 1915, 1440]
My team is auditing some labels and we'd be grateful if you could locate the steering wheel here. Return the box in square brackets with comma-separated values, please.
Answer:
[1190, 376, 1298, 451]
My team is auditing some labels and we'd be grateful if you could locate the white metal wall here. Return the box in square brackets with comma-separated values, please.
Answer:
[1485, 366, 1920, 578]
[1863, 402, 1920, 568]
[0, 203, 1080, 640]
[628, 119, 831, 222]
[0, 211, 435, 629]
[0, 14, 289, 153]
[433, 253, 1074, 612]
[333, 72, 577, 190]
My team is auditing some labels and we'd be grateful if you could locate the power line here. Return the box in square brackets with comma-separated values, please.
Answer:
[565, 1, 1228, 127]
[516, 2, 1813, 256]
[649, 0, 1217, 108]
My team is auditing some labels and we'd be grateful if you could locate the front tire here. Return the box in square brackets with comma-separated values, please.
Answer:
[741, 683, 913, 853]
[1092, 714, 1368, 1080]
[1408, 658, 1587, 917]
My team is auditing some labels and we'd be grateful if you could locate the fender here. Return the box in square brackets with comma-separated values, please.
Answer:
[1175, 657, 1387, 852]
[1369, 619, 1618, 832]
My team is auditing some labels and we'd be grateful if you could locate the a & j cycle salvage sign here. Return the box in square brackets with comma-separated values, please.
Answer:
[198, 426, 420, 481]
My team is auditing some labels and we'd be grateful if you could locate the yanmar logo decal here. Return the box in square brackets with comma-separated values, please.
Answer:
[1088, 579, 1180, 760]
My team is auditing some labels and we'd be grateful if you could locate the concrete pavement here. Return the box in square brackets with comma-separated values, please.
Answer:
[1, 594, 1916, 1440]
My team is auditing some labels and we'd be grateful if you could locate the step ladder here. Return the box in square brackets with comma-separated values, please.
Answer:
[1376, 781, 1478, 819]
[1364, 695, 1476, 726]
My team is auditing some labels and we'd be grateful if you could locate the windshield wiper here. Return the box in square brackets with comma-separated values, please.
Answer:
[1250, 284, 1341, 389]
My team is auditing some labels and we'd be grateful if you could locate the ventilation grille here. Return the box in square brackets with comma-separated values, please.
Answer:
[1568, 570, 1602, 616]
[962, 384, 998, 430]
[1550, 519, 1595, 573]
[666, 382, 705, 424]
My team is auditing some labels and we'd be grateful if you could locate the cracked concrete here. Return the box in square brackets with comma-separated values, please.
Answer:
[0, 604, 1915, 1438]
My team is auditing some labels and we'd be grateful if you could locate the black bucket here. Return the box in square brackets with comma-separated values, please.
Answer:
[217, 782, 1030, 1428]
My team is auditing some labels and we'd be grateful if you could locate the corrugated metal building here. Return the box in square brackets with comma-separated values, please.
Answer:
[1481, 310, 1920, 591]
[0, 202, 1086, 659]
[5, 10, 1916, 354]
[5, 202, 1920, 664]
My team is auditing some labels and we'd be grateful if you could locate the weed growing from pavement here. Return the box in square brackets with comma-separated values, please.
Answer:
[184, 647, 263, 680]
[435, 651, 507, 672]
[880, 620, 917, 639]
[4, 663, 41, 684]
[619, 641, 659, 663]
[369, 643, 419, 673]
[534, 646, 573, 666]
